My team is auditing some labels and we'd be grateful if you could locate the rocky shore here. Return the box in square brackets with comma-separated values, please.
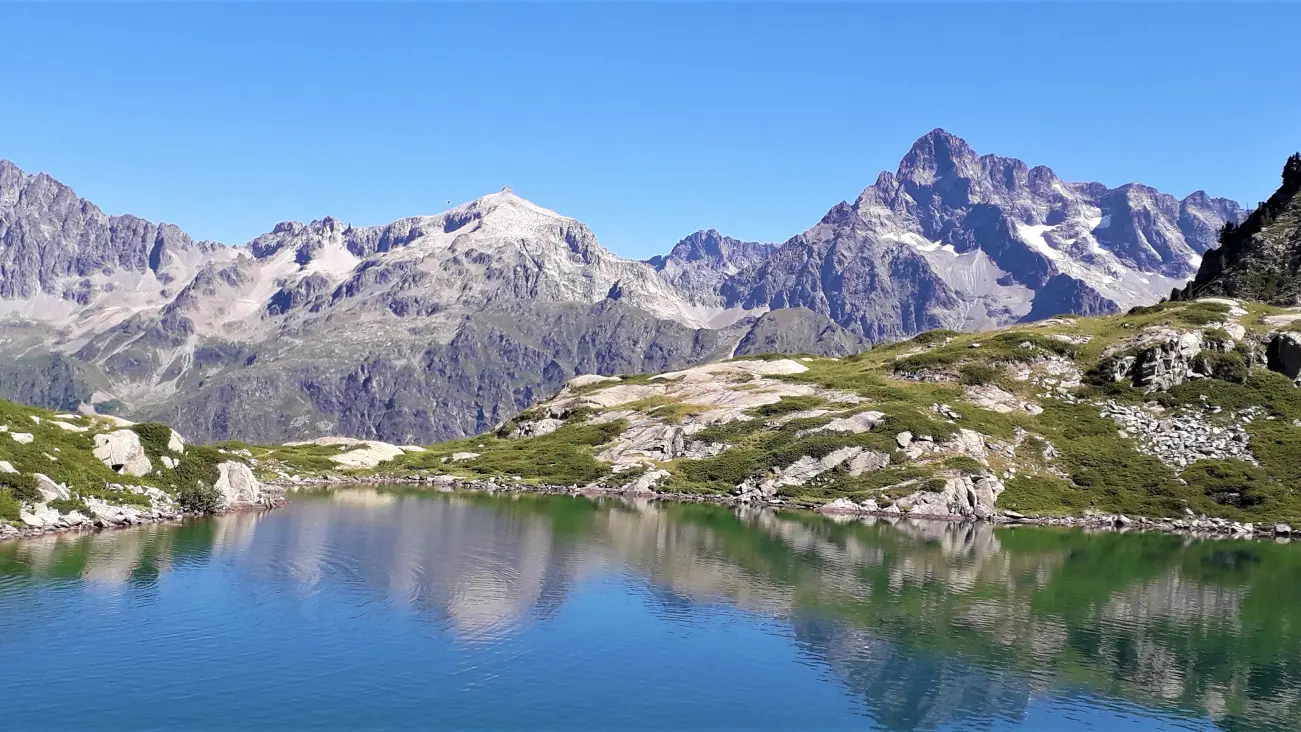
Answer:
[268, 473, 1298, 542]
[0, 495, 286, 542]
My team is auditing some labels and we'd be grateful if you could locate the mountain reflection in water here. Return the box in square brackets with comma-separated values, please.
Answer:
[1, 487, 1297, 731]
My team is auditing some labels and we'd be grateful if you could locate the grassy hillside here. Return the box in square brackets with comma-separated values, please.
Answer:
[15, 295, 1301, 528]
[350, 296, 1301, 524]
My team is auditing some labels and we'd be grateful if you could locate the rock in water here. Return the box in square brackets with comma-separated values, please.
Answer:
[92, 429, 152, 476]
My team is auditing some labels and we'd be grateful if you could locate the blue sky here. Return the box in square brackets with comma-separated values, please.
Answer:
[2, 3, 1296, 259]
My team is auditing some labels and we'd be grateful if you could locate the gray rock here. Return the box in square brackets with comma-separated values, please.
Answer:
[213, 461, 263, 507]
[92, 429, 152, 476]
[1267, 332, 1301, 383]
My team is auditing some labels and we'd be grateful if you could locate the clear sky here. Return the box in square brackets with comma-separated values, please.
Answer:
[2, 3, 1297, 259]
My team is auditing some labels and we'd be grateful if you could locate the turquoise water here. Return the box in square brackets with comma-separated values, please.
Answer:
[2, 488, 1298, 730]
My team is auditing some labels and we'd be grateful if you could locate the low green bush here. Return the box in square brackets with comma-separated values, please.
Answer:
[0, 474, 41, 504]
[0, 489, 21, 522]
[177, 481, 224, 514]
[48, 497, 90, 515]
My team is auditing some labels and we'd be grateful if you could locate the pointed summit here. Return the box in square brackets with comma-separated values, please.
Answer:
[897, 128, 979, 185]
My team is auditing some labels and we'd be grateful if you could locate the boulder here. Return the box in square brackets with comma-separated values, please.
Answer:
[92, 430, 152, 476]
[0, 461, 16, 474]
[51, 420, 88, 433]
[897, 474, 1005, 519]
[329, 441, 407, 468]
[622, 469, 669, 495]
[964, 384, 1042, 416]
[818, 411, 886, 435]
[213, 461, 263, 507]
[846, 449, 890, 476]
[449, 452, 481, 462]
[10, 432, 34, 445]
[508, 417, 565, 439]
[1267, 332, 1301, 383]
[896, 431, 913, 449]
[34, 474, 70, 502]
[819, 497, 861, 514]
[167, 429, 186, 453]
[1112, 327, 1204, 391]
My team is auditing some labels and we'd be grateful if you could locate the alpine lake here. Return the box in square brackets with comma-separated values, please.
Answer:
[2, 486, 1299, 731]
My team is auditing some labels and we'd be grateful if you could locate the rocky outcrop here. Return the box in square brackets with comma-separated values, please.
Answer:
[213, 461, 264, 507]
[898, 475, 1006, 520]
[964, 384, 1043, 415]
[91, 429, 152, 476]
[1267, 332, 1301, 382]
[1107, 327, 1204, 391]
[1175, 153, 1301, 304]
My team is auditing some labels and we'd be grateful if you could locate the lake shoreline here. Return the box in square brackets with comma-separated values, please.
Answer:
[269, 474, 1298, 542]
[0, 499, 286, 543]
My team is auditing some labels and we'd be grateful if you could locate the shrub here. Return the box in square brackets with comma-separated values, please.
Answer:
[48, 497, 90, 515]
[1181, 460, 1273, 508]
[907, 329, 962, 347]
[943, 456, 986, 473]
[177, 481, 224, 514]
[753, 395, 827, 417]
[670, 447, 765, 492]
[131, 423, 176, 458]
[1192, 351, 1248, 383]
[0, 474, 41, 504]
[0, 489, 21, 522]
[958, 363, 1000, 386]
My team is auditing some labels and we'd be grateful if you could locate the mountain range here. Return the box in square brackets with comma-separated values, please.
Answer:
[0, 130, 1244, 443]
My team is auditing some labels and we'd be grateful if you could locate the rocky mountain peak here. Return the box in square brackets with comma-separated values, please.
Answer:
[897, 128, 981, 186]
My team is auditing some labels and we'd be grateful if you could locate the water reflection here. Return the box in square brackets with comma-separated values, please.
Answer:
[3, 487, 1299, 730]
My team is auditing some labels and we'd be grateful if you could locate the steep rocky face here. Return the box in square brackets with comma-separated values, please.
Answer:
[1175, 154, 1301, 304]
[732, 307, 868, 358]
[721, 203, 963, 341]
[704, 130, 1243, 340]
[647, 229, 774, 298]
